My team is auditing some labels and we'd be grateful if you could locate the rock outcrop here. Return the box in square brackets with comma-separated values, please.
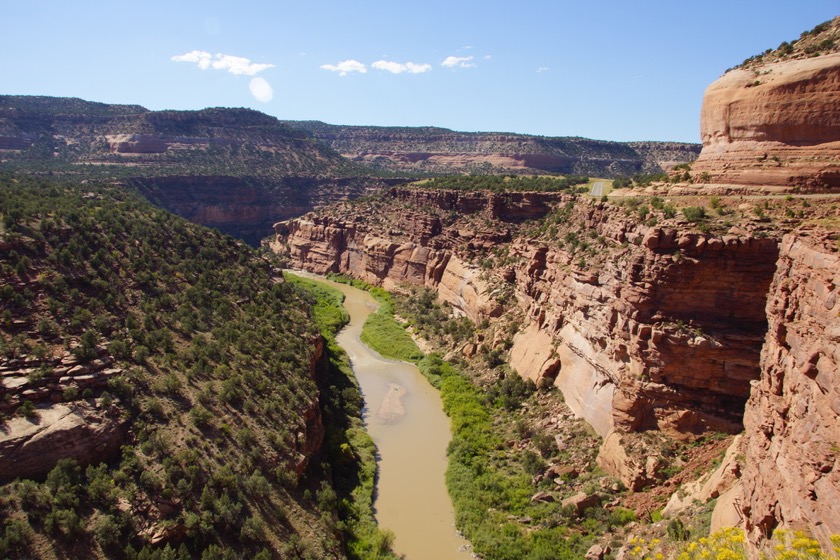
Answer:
[733, 231, 840, 548]
[509, 225, 779, 443]
[277, 187, 785, 491]
[280, 188, 565, 320]
[691, 53, 840, 190]
[0, 401, 125, 481]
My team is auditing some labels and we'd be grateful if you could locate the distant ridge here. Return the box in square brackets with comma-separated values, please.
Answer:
[0, 95, 700, 243]
[279, 120, 701, 177]
[0, 95, 398, 244]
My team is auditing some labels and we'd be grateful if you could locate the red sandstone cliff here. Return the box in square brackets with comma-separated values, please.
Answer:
[691, 53, 840, 190]
[276, 188, 785, 490]
[716, 231, 840, 548]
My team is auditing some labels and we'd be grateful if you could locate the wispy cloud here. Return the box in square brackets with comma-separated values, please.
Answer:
[537, 66, 549, 73]
[442, 55, 475, 69]
[171, 50, 274, 76]
[371, 60, 432, 74]
[320, 59, 367, 76]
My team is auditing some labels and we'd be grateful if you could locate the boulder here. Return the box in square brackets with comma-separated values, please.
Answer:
[0, 401, 125, 481]
[561, 492, 601, 515]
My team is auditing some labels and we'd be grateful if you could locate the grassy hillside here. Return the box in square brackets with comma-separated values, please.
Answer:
[0, 174, 384, 559]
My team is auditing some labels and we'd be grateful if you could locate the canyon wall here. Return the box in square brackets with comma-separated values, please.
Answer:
[727, 231, 840, 548]
[133, 175, 401, 246]
[691, 53, 840, 190]
[280, 183, 840, 534]
[509, 226, 779, 442]
[277, 188, 783, 490]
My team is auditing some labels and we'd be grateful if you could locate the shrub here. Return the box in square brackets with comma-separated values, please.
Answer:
[17, 400, 38, 420]
[521, 450, 546, 475]
[682, 206, 706, 222]
[667, 518, 690, 541]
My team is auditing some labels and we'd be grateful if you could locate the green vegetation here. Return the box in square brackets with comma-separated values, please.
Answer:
[285, 274, 399, 560]
[682, 206, 707, 223]
[338, 279, 594, 559]
[736, 17, 839, 69]
[419, 174, 590, 193]
[611, 173, 669, 189]
[0, 174, 391, 559]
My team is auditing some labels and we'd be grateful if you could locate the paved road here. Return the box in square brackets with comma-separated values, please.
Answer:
[590, 181, 605, 197]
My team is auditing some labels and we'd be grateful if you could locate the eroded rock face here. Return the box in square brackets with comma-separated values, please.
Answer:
[279, 189, 782, 492]
[0, 401, 125, 481]
[280, 188, 563, 320]
[509, 220, 779, 441]
[134, 175, 399, 246]
[738, 231, 840, 547]
[691, 54, 840, 190]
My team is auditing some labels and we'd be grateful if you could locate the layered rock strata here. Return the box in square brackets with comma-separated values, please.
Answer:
[510, 227, 779, 440]
[732, 231, 840, 548]
[279, 189, 567, 321]
[0, 347, 127, 481]
[133, 175, 402, 246]
[691, 53, 840, 190]
[278, 188, 782, 490]
[281, 121, 701, 177]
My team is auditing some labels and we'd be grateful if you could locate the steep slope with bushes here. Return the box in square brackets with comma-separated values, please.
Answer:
[0, 174, 386, 559]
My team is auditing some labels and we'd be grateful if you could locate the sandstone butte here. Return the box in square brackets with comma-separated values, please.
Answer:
[691, 52, 840, 190]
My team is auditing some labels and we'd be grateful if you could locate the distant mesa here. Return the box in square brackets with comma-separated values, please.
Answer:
[280, 120, 701, 178]
[0, 94, 699, 245]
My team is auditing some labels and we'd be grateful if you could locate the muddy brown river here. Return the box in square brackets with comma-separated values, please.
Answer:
[305, 275, 471, 559]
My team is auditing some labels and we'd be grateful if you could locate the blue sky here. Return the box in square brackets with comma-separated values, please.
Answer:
[3, 1, 837, 142]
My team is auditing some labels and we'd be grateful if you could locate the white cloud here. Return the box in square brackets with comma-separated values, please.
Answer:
[442, 55, 475, 68]
[537, 66, 549, 73]
[171, 51, 274, 76]
[249, 77, 273, 103]
[172, 50, 213, 69]
[371, 60, 432, 74]
[320, 59, 367, 76]
[212, 54, 274, 76]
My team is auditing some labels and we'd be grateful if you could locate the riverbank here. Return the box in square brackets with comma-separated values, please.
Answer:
[325, 275, 600, 560]
[291, 272, 471, 559]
